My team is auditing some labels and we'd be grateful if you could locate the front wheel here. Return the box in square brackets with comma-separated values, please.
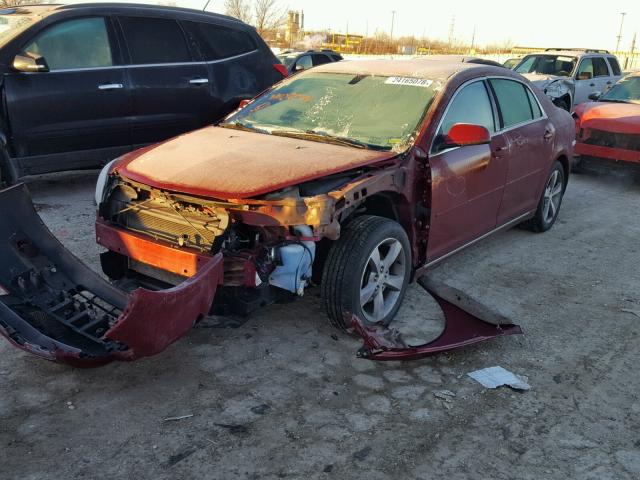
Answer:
[521, 161, 566, 233]
[321, 215, 411, 330]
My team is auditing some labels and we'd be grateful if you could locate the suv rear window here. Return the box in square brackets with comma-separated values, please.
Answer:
[183, 22, 256, 60]
[607, 57, 622, 76]
[119, 17, 191, 64]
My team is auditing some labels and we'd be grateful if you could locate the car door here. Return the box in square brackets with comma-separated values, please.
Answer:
[181, 20, 266, 119]
[605, 56, 623, 92]
[488, 78, 553, 224]
[3, 16, 132, 174]
[426, 80, 509, 261]
[117, 15, 211, 146]
[574, 57, 611, 105]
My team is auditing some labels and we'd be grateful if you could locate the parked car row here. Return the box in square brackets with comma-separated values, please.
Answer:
[0, 3, 287, 184]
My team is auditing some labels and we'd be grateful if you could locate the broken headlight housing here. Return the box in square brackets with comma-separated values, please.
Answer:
[94, 158, 120, 206]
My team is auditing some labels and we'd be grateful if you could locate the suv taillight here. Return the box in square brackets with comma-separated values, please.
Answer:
[273, 64, 289, 78]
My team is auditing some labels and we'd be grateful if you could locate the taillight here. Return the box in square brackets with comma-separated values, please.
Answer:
[273, 63, 289, 78]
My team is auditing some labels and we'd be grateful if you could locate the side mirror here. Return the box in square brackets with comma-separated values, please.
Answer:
[443, 123, 491, 148]
[238, 99, 251, 109]
[294, 64, 305, 72]
[588, 92, 602, 101]
[577, 72, 592, 81]
[12, 52, 49, 73]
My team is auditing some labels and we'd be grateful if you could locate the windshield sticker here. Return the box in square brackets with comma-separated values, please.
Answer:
[385, 77, 433, 88]
[557, 56, 575, 62]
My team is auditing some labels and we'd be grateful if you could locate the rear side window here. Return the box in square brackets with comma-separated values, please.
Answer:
[526, 88, 543, 118]
[330, 54, 342, 61]
[489, 79, 534, 128]
[23, 17, 112, 70]
[438, 81, 495, 137]
[119, 17, 190, 64]
[183, 21, 256, 60]
[607, 57, 621, 76]
[312, 54, 331, 66]
[592, 57, 610, 77]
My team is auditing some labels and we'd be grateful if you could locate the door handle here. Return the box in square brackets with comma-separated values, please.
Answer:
[589, 83, 595, 87]
[606, 81, 612, 85]
[189, 78, 209, 85]
[98, 83, 123, 90]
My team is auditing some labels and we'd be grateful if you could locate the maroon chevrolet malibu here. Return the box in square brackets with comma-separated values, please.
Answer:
[0, 59, 575, 365]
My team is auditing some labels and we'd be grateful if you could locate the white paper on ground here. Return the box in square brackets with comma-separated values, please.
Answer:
[467, 366, 531, 391]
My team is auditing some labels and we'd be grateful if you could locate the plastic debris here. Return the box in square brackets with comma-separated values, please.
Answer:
[467, 366, 531, 391]
[162, 414, 194, 422]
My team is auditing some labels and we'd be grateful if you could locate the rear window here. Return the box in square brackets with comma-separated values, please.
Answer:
[119, 16, 191, 64]
[183, 21, 256, 60]
[489, 79, 534, 128]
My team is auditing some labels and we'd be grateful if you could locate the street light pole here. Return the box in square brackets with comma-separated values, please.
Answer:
[615, 12, 626, 53]
[390, 10, 396, 41]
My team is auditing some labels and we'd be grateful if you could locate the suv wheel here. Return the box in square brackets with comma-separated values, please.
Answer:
[321, 215, 411, 330]
[521, 161, 566, 232]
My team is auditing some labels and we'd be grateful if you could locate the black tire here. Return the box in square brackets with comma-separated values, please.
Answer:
[521, 161, 566, 233]
[321, 215, 411, 331]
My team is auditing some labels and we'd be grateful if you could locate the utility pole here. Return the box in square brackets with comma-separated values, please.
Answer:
[470, 25, 476, 54]
[448, 16, 455, 49]
[628, 33, 636, 69]
[615, 12, 626, 53]
[390, 10, 396, 40]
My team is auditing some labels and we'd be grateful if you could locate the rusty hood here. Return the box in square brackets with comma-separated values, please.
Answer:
[575, 101, 640, 135]
[117, 126, 395, 199]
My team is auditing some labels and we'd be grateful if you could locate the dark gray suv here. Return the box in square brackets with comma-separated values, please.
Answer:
[0, 3, 287, 183]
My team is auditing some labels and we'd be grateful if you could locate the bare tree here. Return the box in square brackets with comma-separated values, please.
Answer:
[0, 0, 35, 6]
[254, 0, 286, 36]
[224, 0, 253, 24]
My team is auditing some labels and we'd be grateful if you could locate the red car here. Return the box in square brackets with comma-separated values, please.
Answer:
[0, 59, 575, 365]
[574, 72, 640, 167]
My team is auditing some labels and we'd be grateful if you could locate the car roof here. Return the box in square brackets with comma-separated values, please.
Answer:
[312, 58, 505, 80]
[11, 3, 243, 24]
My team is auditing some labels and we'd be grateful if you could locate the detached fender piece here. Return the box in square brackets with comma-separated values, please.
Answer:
[352, 276, 523, 361]
[0, 184, 223, 367]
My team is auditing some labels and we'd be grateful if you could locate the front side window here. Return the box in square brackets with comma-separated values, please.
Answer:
[119, 17, 190, 64]
[183, 21, 256, 61]
[438, 81, 495, 138]
[23, 17, 112, 70]
[577, 58, 594, 80]
[515, 55, 576, 77]
[295, 55, 312, 70]
[312, 54, 331, 66]
[223, 72, 438, 151]
[489, 79, 534, 128]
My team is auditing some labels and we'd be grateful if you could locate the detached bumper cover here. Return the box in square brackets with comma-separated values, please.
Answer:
[575, 142, 640, 164]
[0, 184, 223, 367]
[352, 276, 523, 361]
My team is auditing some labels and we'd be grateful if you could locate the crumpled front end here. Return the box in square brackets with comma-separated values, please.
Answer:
[0, 184, 223, 367]
[524, 74, 574, 110]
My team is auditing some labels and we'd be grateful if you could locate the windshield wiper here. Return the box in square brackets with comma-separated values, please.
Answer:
[219, 122, 269, 134]
[270, 129, 389, 150]
[599, 99, 630, 104]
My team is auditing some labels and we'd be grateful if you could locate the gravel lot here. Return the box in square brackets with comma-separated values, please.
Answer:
[1, 168, 639, 480]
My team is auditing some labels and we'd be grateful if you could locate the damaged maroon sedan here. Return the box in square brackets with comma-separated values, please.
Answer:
[0, 59, 574, 366]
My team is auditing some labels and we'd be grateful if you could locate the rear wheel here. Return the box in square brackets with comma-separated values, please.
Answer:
[521, 161, 565, 232]
[321, 215, 411, 330]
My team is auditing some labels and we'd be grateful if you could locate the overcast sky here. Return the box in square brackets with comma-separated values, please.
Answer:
[68, 0, 640, 51]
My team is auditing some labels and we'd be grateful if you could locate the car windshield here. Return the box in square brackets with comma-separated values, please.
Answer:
[0, 9, 40, 46]
[599, 75, 640, 104]
[277, 54, 297, 69]
[515, 55, 577, 77]
[222, 72, 439, 151]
